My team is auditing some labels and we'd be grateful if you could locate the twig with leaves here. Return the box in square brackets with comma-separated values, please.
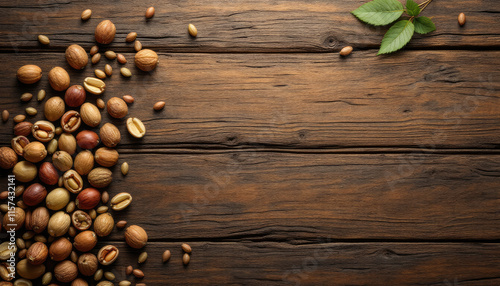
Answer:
[352, 0, 436, 55]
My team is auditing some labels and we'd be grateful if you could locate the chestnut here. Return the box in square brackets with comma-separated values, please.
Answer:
[76, 130, 100, 150]
[23, 183, 47, 206]
[38, 162, 59, 185]
[65, 85, 86, 107]
[76, 188, 101, 210]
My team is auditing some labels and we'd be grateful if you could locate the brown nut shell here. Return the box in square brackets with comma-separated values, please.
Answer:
[99, 123, 121, 147]
[26, 242, 48, 265]
[65, 85, 86, 107]
[23, 183, 47, 206]
[106, 97, 128, 118]
[49, 237, 72, 261]
[94, 213, 114, 237]
[135, 49, 158, 71]
[124, 225, 148, 249]
[76, 188, 101, 210]
[77, 253, 98, 276]
[88, 167, 112, 188]
[39, 162, 59, 185]
[23, 141, 47, 163]
[76, 130, 100, 149]
[95, 20, 116, 44]
[17, 65, 42, 84]
[54, 260, 78, 283]
[31, 206, 49, 233]
[66, 44, 88, 70]
[0, 147, 18, 169]
[73, 231, 98, 252]
[48, 67, 70, 91]
[61, 110, 81, 133]
[74, 150, 94, 175]
[95, 147, 119, 167]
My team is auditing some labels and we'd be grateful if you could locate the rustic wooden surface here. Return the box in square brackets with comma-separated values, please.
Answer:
[0, 0, 500, 285]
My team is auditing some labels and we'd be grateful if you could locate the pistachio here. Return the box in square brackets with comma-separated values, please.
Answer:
[121, 162, 129, 175]
[138, 252, 148, 263]
[340, 46, 353, 56]
[20, 92, 33, 102]
[104, 64, 112, 76]
[120, 67, 132, 77]
[134, 40, 142, 52]
[154, 101, 165, 111]
[83, 77, 106, 95]
[104, 50, 117, 60]
[95, 69, 106, 79]
[188, 23, 198, 37]
[37, 89, 46, 101]
[145, 6, 155, 19]
[25, 107, 37, 116]
[91, 53, 101, 64]
[81, 9, 92, 20]
[110, 192, 132, 211]
[126, 32, 137, 42]
[126, 117, 146, 138]
[2, 110, 9, 122]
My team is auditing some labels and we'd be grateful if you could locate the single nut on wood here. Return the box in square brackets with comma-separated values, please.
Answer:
[20, 92, 33, 102]
[83, 77, 106, 95]
[126, 32, 137, 42]
[153, 101, 165, 111]
[145, 6, 155, 19]
[135, 49, 158, 71]
[116, 220, 127, 229]
[126, 117, 146, 138]
[124, 225, 148, 249]
[120, 67, 132, 77]
[105, 64, 113, 76]
[107, 97, 128, 118]
[17, 65, 42, 84]
[110, 192, 132, 211]
[95, 20, 116, 44]
[66, 44, 88, 70]
[458, 13, 466, 26]
[162, 250, 171, 263]
[181, 243, 192, 253]
[138, 251, 148, 263]
[182, 253, 190, 265]
[25, 107, 37, 116]
[97, 98, 105, 109]
[123, 95, 134, 103]
[132, 269, 144, 278]
[81, 9, 92, 21]
[80, 102, 102, 127]
[38, 35, 50, 45]
[90, 45, 99, 56]
[37, 89, 46, 101]
[121, 162, 129, 175]
[188, 24, 198, 37]
[117, 53, 127, 64]
[13, 114, 26, 123]
[1, 110, 9, 122]
[48, 67, 70, 91]
[95, 69, 106, 79]
[340, 46, 353, 56]
[91, 53, 101, 64]
[104, 50, 117, 60]
[134, 40, 142, 52]
[97, 245, 119, 265]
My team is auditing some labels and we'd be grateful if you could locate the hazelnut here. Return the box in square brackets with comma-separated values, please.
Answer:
[0, 147, 17, 169]
[74, 150, 94, 175]
[72, 210, 92, 231]
[49, 237, 72, 261]
[52, 151, 73, 172]
[46, 188, 70, 211]
[31, 207, 49, 233]
[77, 253, 98, 276]
[12, 161, 37, 182]
[97, 245, 119, 265]
[95, 147, 119, 167]
[65, 44, 88, 70]
[22, 183, 47, 206]
[23, 141, 47, 163]
[54, 260, 78, 283]
[94, 213, 114, 237]
[47, 211, 71, 237]
[2, 207, 25, 231]
[106, 97, 128, 118]
[135, 49, 159, 71]
[124, 225, 148, 249]
[80, 102, 101, 127]
[38, 162, 59, 185]
[95, 20, 116, 44]
[73, 231, 98, 252]
[76, 130, 100, 149]
[16, 259, 45, 280]
[76, 188, 101, 210]
[88, 167, 112, 188]
[16, 65, 42, 84]
[48, 67, 70, 91]
[26, 242, 48, 265]
[58, 133, 77, 155]
[99, 123, 121, 147]
[44, 96, 65, 121]
[14, 121, 33, 137]
[73, 278, 89, 286]
[65, 85, 86, 107]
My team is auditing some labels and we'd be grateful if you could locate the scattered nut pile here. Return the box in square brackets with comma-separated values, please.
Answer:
[0, 6, 193, 286]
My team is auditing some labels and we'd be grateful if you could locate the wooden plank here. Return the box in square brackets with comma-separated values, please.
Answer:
[1, 51, 499, 148]
[0, 0, 498, 52]
[3, 152, 499, 241]
[44, 241, 500, 285]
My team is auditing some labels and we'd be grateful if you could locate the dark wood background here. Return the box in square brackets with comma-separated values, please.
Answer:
[1, 0, 500, 285]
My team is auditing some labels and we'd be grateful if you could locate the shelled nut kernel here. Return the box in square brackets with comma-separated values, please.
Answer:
[126, 117, 146, 138]
[153, 101, 165, 111]
[83, 77, 106, 95]
[188, 24, 198, 37]
[126, 32, 137, 42]
[81, 9, 92, 21]
[38, 35, 50, 45]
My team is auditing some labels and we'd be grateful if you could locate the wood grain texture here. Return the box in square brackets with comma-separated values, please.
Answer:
[0, 0, 498, 53]
[4, 152, 499, 241]
[1, 51, 499, 149]
[42, 241, 500, 285]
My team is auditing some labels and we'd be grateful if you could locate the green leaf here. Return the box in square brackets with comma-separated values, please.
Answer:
[378, 20, 415, 55]
[414, 16, 436, 34]
[351, 0, 405, 26]
[405, 0, 420, 16]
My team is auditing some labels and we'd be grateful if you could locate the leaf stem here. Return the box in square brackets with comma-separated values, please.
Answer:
[419, 0, 433, 12]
